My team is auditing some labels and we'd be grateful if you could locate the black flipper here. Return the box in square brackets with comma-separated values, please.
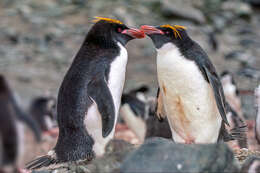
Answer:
[25, 153, 57, 170]
[202, 67, 229, 126]
[87, 77, 115, 138]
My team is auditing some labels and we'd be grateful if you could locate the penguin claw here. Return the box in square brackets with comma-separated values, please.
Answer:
[157, 113, 164, 122]
[86, 151, 95, 161]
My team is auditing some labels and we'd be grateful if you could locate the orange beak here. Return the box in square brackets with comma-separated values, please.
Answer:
[140, 25, 164, 35]
[122, 28, 145, 39]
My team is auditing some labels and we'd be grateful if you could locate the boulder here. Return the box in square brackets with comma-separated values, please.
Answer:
[161, 0, 206, 24]
[120, 137, 239, 173]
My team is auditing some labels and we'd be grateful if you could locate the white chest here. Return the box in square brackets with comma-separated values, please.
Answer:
[84, 42, 128, 156]
[156, 43, 222, 143]
[107, 43, 128, 117]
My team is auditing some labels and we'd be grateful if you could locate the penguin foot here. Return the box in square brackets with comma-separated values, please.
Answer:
[184, 138, 195, 144]
[86, 151, 95, 161]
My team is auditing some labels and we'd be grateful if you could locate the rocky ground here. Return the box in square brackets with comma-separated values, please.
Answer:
[0, 0, 260, 172]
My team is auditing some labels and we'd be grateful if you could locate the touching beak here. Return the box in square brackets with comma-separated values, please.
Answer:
[140, 25, 164, 35]
[122, 28, 145, 39]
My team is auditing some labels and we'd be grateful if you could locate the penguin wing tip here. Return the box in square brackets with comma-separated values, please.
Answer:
[102, 127, 112, 138]
[26, 154, 57, 170]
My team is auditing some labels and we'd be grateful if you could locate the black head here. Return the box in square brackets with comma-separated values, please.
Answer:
[140, 24, 189, 49]
[86, 17, 145, 47]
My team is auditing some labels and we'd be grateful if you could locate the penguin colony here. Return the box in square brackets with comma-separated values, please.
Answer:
[21, 17, 249, 170]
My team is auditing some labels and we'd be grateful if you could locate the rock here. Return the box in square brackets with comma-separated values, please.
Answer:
[203, 0, 225, 12]
[32, 140, 135, 173]
[161, 0, 206, 24]
[222, 2, 252, 18]
[234, 148, 260, 163]
[240, 156, 260, 172]
[86, 140, 135, 173]
[120, 137, 239, 173]
[240, 39, 260, 48]
[224, 50, 255, 66]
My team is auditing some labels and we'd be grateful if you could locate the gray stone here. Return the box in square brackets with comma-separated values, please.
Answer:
[161, 0, 206, 24]
[203, 0, 225, 12]
[222, 2, 252, 18]
[120, 137, 239, 173]
[32, 140, 135, 173]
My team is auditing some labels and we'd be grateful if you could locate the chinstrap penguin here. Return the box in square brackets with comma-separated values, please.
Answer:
[26, 17, 145, 170]
[140, 24, 233, 144]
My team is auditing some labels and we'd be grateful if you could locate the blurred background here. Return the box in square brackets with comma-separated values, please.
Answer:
[0, 0, 260, 171]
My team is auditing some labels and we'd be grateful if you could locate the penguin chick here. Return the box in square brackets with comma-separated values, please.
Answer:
[221, 71, 248, 148]
[0, 75, 41, 172]
[26, 17, 145, 170]
[120, 85, 172, 142]
[141, 24, 231, 144]
[255, 85, 260, 144]
[29, 96, 57, 133]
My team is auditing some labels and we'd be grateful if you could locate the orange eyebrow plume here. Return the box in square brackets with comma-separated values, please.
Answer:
[92, 17, 123, 25]
[160, 24, 187, 39]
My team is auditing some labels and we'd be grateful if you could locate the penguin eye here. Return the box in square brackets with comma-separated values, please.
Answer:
[165, 31, 170, 35]
[117, 27, 122, 33]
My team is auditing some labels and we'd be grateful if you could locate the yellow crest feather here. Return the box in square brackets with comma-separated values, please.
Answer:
[160, 24, 187, 39]
[92, 17, 123, 25]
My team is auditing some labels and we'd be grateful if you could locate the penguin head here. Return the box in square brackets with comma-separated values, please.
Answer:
[140, 24, 187, 49]
[87, 17, 145, 46]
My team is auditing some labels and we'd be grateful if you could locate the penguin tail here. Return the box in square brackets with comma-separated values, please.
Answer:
[25, 150, 58, 170]
[229, 125, 248, 141]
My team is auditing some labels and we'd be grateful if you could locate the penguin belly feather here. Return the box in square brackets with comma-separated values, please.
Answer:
[84, 43, 128, 156]
[157, 43, 222, 143]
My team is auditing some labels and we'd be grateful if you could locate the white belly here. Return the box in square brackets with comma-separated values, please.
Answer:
[157, 43, 222, 143]
[84, 42, 127, 156]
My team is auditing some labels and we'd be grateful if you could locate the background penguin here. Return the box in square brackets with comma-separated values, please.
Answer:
[29, 96, 57, 133]
[220, 71, 248, 148]
[0, 75, 41, 172]
[26, 17, 145, 170]
[255, 85, 260, 144]
[120, 85, 172, 141]
[140, 24, 235, 144]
